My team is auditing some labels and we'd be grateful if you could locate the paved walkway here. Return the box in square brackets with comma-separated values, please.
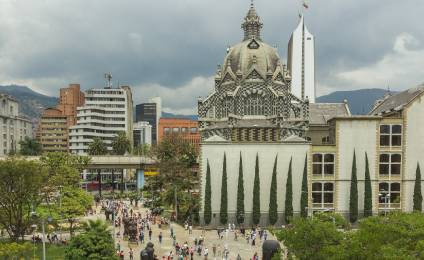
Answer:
[91, 201, 277, 260]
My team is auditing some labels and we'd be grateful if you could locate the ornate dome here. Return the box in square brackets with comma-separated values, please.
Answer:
[223, 39, 281, 79]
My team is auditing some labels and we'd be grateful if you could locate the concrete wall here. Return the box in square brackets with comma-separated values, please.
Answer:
[336, 119, 378, 216]
[404, 93, 424, 211]
[200, 142, 310, 226]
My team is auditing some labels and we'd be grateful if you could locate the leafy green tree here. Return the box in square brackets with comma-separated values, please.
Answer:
[204, 160, 212, 225]
[269, 155, 278, 225]
[252, 153, 261, 225]
[220, 153, 228, 224]
[112, 131, 131, 155]
[65, 219, 117, 260]
[349, 150, 358, 223]
[300, 154, 308, 218]
[154, 135, 198, 220]
[364, 152, 372, 217]
[133, 143, 151, 156]
[285, 157, 293, 223]
[0, 158, 46, 241]
[58, 188, 93, 237]
[414, 163, 423, 212]
[274, 216, 344, 260]
[0, 242, 32, 258]
[19, 137, 42, 156]
[236, 152, 245, 225]
[88, 137, 108, 156]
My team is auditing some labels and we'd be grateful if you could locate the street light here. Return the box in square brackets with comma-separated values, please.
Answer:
[31, 211, 52, 260]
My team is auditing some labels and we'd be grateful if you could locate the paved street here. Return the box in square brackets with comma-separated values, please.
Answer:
[90, 201, 277, 260]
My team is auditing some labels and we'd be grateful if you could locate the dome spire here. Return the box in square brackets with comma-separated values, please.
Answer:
[241, 1, 263, 41]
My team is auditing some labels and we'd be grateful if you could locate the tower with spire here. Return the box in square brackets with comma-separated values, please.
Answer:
[288, 15, 316, 103]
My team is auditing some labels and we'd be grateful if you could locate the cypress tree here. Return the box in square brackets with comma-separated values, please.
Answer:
[285, 157, 293, 223]
[220, 153, 228, 224]
[300, 154, 308, 218]
[252, 153, 261, 225]
[269, 155, 278, 225]
[414, 163, 423, 212]
[349, 150, 358, 223]
[364, 152, 373, 217]
[236, 152, 245, 224]
[204, 160, 212, 225]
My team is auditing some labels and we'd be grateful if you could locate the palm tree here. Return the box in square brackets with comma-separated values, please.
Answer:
[111, 131, 130, 155]
[19, 137, 42, 156]
[88, 138, 108, 197]
[87, 137, 108, 156]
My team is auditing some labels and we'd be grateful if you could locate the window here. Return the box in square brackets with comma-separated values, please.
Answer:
[190, 127, 197, 133]
[380, 124, 402, 146]
[244, 94, 264, 116]
[379, 182, 401, 208]
[181, 127, 188, 133]
[172, 127, 179, 133]
[379, 154, 401, 175]
[313, 153, 335, 176]
[312, 182, 334, 208]
[321, 136, 330, 144]
[164, 128, 170, 134]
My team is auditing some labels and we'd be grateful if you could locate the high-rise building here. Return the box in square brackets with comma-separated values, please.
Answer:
[0, 94, 33, 155]
[158, 118, 200, 150]
[133, 121, 152, 147]
[135, 100, 160, 144]
[288, 15, 315, 103]
[69, 86, 133, 155]
[38, 84, 85, 152]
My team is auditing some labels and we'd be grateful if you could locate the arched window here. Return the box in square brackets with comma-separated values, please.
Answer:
[222, 98, 232, 118]
[244, 94, 264, 116]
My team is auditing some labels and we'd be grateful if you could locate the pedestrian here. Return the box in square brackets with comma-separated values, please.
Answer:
[149, 229, 152, 240]
[236, 254, 242, 260]
[189, 225, 193, 235]
[140, 231, 145, 243]
[119, 250, 124, 260]
[212, 244, 216, 257]
[129, 248, 134, 260]
[159, 231, 163, 244]
[203, 247, 208, 259]
[252, 252, 259, 260]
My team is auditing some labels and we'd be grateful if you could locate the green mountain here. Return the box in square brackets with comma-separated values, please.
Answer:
[0, 85, 58, 118]
[0, 85, 391, 119]
[316, 88, 391, 115]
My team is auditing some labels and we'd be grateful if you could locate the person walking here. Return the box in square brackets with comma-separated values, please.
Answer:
[140, 231, 145, 243]
[159, 231, 163, 244]
[212, 244, 216, 257]
[149, 229, 152, 240]
[129, 248, 134, 260]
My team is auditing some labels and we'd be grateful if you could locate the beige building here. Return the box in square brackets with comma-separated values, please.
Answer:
[198, 3, 424, 226]
[0, 94, 33, 155]
[38, 84, 84, 152]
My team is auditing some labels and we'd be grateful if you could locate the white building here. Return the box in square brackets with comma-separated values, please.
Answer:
[288, 15, 315, 103]
[133, 121, 152, 147]
[69, 86, 133, 155]
[0, 94, 33, 155]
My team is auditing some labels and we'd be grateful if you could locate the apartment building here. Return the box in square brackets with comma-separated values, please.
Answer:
[158, 118, 200, 150]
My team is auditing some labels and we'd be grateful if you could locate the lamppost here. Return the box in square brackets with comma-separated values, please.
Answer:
[31, 211, 52, 260]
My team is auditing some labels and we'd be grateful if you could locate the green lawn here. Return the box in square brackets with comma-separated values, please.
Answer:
[17, 243, 66, 260]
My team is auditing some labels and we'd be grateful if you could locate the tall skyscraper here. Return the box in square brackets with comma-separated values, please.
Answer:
[287, 15, 315, 103]
[69, 86, 133, 155]
[135, 97, 161, 144]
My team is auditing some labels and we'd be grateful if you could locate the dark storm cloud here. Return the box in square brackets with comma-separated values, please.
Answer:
[0, 0, 423, 113]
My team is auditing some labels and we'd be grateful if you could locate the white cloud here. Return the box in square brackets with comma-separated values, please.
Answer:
[132, 76, 214, 115]
[336, 33, 424, 90]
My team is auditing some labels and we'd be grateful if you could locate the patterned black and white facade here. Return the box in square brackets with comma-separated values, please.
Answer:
[198, 3, 309, 142]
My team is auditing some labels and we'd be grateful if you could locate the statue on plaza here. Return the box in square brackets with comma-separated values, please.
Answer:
[123, 217, 138, 242]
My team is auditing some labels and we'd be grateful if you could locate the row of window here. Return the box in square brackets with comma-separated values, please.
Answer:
[312, 182, 401, 208]
[380, 124, 402, 146]
[163, 127, 198, 134]
[313, 153, 403, 176]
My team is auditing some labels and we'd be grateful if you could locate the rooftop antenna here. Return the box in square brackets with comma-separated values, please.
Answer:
[104, 73, 112, 89]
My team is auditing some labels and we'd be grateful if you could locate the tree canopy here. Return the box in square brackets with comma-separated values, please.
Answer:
[19, 137, 42, 156]
[65, 219, 117, 260]
[88, 137, 108, 155]
[111, 131, 131, 155]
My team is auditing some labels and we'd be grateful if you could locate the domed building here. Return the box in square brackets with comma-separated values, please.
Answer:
[198, 3, 424, 226]
[198, 3, 309, 142]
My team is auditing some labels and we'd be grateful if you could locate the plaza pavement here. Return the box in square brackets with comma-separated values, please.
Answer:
[90, 201, 279, 260]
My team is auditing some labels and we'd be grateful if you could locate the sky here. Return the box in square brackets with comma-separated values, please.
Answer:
[1, 0, 424, 114]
